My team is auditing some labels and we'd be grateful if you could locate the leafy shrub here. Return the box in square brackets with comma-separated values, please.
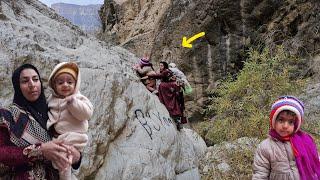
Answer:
[200, 46, 306, 145]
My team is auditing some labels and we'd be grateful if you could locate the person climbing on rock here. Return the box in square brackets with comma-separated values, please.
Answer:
[148, 61, 185, 131]
[169, 62, 192, 95]
[133, 54, 157, 93]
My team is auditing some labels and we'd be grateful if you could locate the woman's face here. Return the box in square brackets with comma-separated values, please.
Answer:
[19, 68, 41, 102]
[159, 63, 164, 71]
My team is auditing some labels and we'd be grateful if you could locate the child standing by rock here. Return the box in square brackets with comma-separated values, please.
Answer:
[47, 62, 93, 180]
[252, 96, 320, 180]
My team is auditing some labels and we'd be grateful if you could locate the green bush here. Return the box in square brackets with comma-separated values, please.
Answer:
[201, 46, 306, 145]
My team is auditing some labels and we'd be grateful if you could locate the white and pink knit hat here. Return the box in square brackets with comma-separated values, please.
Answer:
[269, 96, 304, 133]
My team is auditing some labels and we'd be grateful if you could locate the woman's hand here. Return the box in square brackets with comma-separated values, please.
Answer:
[40, 140, 70, 170]
[60, 144, 81, 165]
[68, 145, 81, 165]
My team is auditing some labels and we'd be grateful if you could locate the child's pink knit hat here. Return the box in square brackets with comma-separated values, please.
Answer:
[139, 57, 151, 65]
[269, 96, 304, 133]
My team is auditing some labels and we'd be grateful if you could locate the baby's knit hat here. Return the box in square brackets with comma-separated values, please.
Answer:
[139, 57, 150, 65]
[169, 63, 176, 68]
[53, 62, 78, 81]
[270, 96, 304, 133]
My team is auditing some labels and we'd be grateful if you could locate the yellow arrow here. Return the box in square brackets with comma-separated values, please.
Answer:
[182, 32, 205, 48]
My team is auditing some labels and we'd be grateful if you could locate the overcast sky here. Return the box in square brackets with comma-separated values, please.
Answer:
[39, 0, 104, 6]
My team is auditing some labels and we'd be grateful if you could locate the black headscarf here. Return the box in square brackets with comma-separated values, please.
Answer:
[159, 61, 175, 82]
[12, 64, 49, 129]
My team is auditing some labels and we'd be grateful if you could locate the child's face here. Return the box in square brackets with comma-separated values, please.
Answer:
[274, 111, 296, 137]
[54, 73, 76, 98]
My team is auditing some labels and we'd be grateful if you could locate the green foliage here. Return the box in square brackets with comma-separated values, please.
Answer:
[201, 46, 306, 145]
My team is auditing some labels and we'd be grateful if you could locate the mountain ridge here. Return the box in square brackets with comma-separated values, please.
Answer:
[51, 2, 102, 33]
[40, 0, 103, 6]
[51, 2, 103, 7]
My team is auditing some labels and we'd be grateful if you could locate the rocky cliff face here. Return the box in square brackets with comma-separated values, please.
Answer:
[51, 3, 102, 33]
[99, 0, 320, 121]
[0, 0, 206, 179]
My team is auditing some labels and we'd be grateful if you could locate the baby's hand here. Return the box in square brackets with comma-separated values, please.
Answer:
[65, 95, 75, 104]
[132, 64, 140, 70]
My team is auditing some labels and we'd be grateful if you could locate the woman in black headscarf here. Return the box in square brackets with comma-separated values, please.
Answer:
[148, 61, 185, 130]
[0, 64, 81, 179]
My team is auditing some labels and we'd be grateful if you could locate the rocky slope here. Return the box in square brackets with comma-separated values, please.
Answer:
[99, 0, 320, 121]
[0, 0, 206, 179]
[51, 3, 102, 33]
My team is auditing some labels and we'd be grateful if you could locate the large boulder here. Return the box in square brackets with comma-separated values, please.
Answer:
[0, 0, 207, 179]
